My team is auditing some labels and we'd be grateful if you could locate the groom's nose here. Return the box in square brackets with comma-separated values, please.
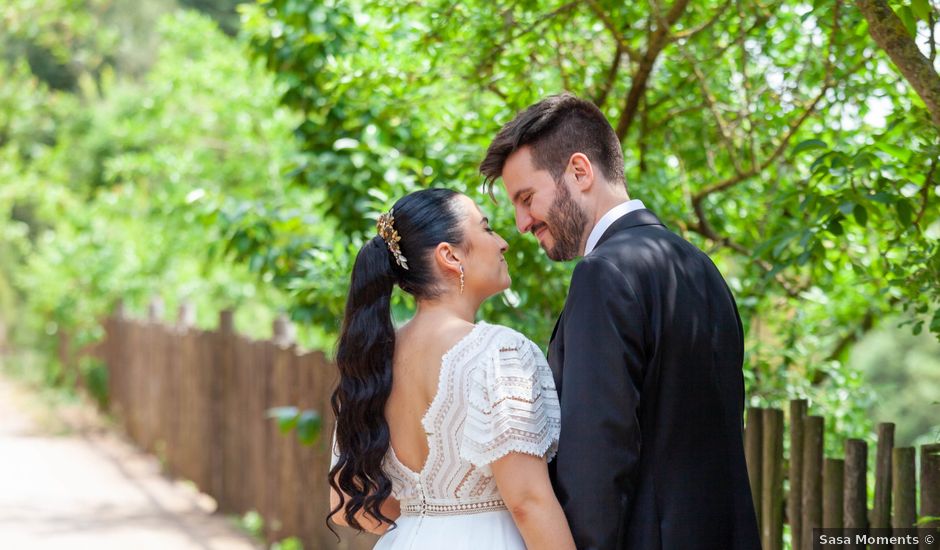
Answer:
[515, 208, 533, 234]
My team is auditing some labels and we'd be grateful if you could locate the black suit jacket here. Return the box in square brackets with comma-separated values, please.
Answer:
[547, 209, 761, 550]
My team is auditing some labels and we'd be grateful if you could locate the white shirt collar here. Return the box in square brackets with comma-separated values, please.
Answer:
[584, 199, 646, 256]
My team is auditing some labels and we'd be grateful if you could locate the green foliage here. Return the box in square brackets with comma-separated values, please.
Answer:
[80, 356, 110, 410]
[267, 406, 322, 446]
[0, 6, 320, 397]
[269, 536, 304, 550]
[239, 0, 937, 371]
[850, 320, 940, 446]
[230, 0, 940, 450]
[237, 509, 265, 539]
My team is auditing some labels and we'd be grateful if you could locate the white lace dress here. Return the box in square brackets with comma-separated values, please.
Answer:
[336, 322, 561, 550]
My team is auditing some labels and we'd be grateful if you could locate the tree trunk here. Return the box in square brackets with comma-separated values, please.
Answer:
[855, 0, 940, 127]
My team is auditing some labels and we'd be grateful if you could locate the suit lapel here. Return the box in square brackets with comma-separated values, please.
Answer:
[547, 209, 665, 395]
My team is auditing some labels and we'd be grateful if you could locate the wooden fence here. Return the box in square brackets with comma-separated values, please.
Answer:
[99, 302, 939, 550]
[745, 404, 940, 550]
[101, 303, 377, 549]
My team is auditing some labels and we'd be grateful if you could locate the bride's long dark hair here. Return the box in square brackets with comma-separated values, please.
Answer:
[328, 188, 465, 531]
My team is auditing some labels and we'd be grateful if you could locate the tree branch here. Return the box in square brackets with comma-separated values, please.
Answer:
[690, 0, 842, 205]
[586, 0, 640, 62]
[915, 154, 936, 227]
[680, 46, 746, 175]
[856, 0, 940, 127]
[686, 202, 805, 298]
[615, 0, 691, 139]
[550, 27, 571, 91]
[670, 0, 733, 41]
[930, 11, 936, 65]
[643, 8, 773, 115]
[691, 89, 828, 204]
[811, 309, 877, 384]
[826, 311, 875, 359]
[474, 1, 582, 81]
[594, 42, 624, 108]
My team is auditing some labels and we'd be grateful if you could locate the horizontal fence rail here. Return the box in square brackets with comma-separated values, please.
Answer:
[98, 302, 940, 549]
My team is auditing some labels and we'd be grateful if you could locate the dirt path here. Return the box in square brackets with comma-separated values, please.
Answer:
[0, 372, 262, 550]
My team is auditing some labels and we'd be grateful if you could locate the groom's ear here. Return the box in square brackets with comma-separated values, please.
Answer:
[434, 242, 463, 277]
[568, 152, 595, 193]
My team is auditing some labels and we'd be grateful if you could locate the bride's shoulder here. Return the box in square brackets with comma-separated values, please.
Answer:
[478, 322, 542, 352]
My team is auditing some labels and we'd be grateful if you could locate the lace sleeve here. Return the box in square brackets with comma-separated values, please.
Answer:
[461, 332, 561, 468]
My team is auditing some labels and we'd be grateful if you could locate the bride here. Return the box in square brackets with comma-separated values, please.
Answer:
[328, 188, 575, 549]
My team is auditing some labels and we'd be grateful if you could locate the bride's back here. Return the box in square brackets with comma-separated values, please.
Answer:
[384, 317, 476, 474]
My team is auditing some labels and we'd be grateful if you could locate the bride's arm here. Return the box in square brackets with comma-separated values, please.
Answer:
[492, 453, 576, 550]
[328, 481, 401, 535]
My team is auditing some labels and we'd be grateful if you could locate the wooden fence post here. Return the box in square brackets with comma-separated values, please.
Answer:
[746, 407, 764, 527]
[177, 302, 195, 331]
[823, 458, 844, 532]
[892, 447, 916, 531]
[801, 415, 824, 550]
[212, 308, 234, 511]
[266, 316, 295, 542]
[107, 300, 127, 419]
[844, 438, 868, 550]
[873, 423, 895, 529]
[872, 423, 895, 550]
[762, 408, 784, 550]
[148, 296, 164, 323]
[273, 314, 295, 348]
[921, 444, 940, 550]
[790, 399, 808, 550]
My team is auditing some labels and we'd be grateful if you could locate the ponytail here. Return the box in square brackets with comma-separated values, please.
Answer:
[328, 236, 397, 531]
[326, 188, 464, 533]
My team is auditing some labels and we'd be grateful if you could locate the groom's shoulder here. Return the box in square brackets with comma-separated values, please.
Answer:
[594, 219, 705, 267]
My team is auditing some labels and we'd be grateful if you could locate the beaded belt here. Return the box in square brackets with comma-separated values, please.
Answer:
[400, 498, 508, 517]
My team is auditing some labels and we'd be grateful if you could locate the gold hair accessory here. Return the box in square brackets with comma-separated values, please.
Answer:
[377, 209, 409, 270]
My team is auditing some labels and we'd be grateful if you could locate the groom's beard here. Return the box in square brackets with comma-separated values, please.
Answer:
[541, 182, 589, 262]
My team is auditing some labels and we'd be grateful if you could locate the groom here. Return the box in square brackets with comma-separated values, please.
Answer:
[480, 94, 761, 550]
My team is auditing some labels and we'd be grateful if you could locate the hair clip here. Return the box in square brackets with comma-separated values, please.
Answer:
[376, 209, 409, 270]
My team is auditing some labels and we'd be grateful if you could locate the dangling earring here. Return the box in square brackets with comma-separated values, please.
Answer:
[459, 264, 465, 295]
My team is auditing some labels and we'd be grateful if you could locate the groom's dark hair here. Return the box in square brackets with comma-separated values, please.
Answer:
[479, 93, 625, 193]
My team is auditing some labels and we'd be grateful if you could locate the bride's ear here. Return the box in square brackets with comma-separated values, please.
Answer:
[434, 242, 463, 278]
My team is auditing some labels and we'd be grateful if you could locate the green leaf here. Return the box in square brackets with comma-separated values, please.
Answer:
[853, 204, 868, 227]
[866, 191, 895, 204]
[912, 0, 932, 21]
[875, 142, 913, 163]
[828, 216, 844, 235]
[296, 410, 322, 445]
[267, 406, 300, 434]
[772, 231, 801, 258]
[793, 139, 828, 154]
[898, 6, 917, 37]
[896, 200, 913, 227]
